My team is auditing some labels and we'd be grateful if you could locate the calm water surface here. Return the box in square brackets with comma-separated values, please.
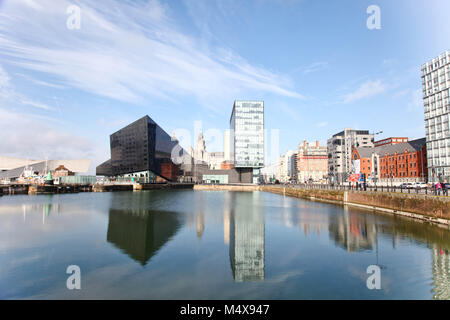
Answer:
[0, 190, 449, 299]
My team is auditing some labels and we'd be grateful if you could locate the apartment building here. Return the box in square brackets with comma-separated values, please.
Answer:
[327, 129, 374, 184]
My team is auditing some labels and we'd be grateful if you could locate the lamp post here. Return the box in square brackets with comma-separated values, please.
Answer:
[371, 131, 383, 144]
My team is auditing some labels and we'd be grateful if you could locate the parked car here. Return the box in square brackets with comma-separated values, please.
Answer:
[413, 182, 428, 189]
[400, 183, 414, 189]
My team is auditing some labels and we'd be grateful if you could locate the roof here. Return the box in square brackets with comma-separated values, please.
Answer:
[354, 147, 374, 159]
[0, 159, 91, 179]
[0, 157, 41, 171]
[375, 138, 426, 156]
[354, 138, 426, 159]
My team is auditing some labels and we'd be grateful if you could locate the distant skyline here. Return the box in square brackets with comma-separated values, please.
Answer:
[0, 0, 449, 173]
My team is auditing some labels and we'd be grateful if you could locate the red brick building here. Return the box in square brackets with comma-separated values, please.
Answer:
[352, 138, 428, 183]
[374, 137, 408, 147]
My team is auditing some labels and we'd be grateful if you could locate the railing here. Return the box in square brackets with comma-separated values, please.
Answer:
[276, 183, 449, 196]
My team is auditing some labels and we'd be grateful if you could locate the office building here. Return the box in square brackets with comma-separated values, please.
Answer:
[327, 128, 374, 184]
[422, 50, 450, 182]
[297, 140, 328, 183]
[230, 100, 264, 184]
[96, 115, 192, 182]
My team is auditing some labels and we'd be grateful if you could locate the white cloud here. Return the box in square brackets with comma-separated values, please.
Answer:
[343, 80, 386, 103]
[0, 108, 95, 161]
[302, 62, 328, 75]
[0, 65, 12, 98]
[0, 0, 302, 110]
[316, 121, 328, 128]
[0, 65, 56, 111]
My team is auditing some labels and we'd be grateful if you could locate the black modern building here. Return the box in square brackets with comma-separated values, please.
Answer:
[96, 115, 192, 182]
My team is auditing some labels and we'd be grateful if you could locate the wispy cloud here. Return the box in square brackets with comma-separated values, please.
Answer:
[0, 65, 56, 111]
[16, 73, 66, 89]
[0, 108, 95, 160]
[0, 0, 302, 111]
[342, 80, 386, 103]
[302, 62, 328, 75]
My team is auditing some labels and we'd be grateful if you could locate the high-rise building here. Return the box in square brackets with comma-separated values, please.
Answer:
[96, 115, 193, 182]
[297, 140, 328, 183]
[230, 100, 264, 184]
[422, 50, 450, 183]
[327, 129, 374, 184]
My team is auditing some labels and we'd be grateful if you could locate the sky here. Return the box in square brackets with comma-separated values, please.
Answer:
[0, 0, 449, 172]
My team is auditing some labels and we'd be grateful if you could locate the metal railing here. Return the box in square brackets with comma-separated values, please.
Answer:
[276, 183, 449, 196]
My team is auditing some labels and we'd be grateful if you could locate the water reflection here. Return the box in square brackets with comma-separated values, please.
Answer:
[328, 206, 377, 252]
[106, 209, 182, 266]
[228, 192, 265, 282]
[1, 191, 449, 299]
[431, 246, 450, 300]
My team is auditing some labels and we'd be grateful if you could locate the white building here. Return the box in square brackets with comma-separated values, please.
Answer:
[327, 129, 374, 184]
[260, 163, 279, 183]
[277, 150, 297, 183]
[192, 132, 227, 170]
[422, 50, 450, 182]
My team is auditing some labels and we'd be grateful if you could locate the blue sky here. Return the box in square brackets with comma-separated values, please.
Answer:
[0, 0, 449, 172]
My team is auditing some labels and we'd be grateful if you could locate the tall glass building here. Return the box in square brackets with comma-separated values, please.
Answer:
[422, 50, 450, 182]
[230, 100, 264, 183]
[96, 115, 192, 182]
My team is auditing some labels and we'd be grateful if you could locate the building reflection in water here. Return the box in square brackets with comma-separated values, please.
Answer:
[431, 246, 450, 300]
[195, 211, 205, 238]
[328, 205, 377, 252]
[228, 192, 265, 282]
[106, 209, 182, 266]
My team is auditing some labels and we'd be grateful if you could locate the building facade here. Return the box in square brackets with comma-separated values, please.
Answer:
[422, 50, 450, 183]
[96, 115, 192, 182]
[374, 137, 408, 147]
[230, 100, 264, 184]
[352, 138, 428, 184]
[277, 150, 297, 183]
[327, 129, 374, 184]
[297, 140, 328, 183]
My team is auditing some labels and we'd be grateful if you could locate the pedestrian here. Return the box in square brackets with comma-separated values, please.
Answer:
[443, 182, 448, 196]
[436, 182, 442, 196]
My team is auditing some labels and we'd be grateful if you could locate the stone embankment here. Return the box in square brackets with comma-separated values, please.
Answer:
[261, 186, 450, 226]
[194, 184, 450, 227]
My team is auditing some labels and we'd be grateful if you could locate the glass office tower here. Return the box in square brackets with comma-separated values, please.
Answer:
[230, 100, 264, 183]
[96, 115, 192, 181]
[422, 51, 450, 183]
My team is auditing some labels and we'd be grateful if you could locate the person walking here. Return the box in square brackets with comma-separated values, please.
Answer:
[436, 182, 442, 196]
[442, 182, 448, 196]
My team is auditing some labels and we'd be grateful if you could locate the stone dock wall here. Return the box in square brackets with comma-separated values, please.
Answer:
[194, 184, 450, 227]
